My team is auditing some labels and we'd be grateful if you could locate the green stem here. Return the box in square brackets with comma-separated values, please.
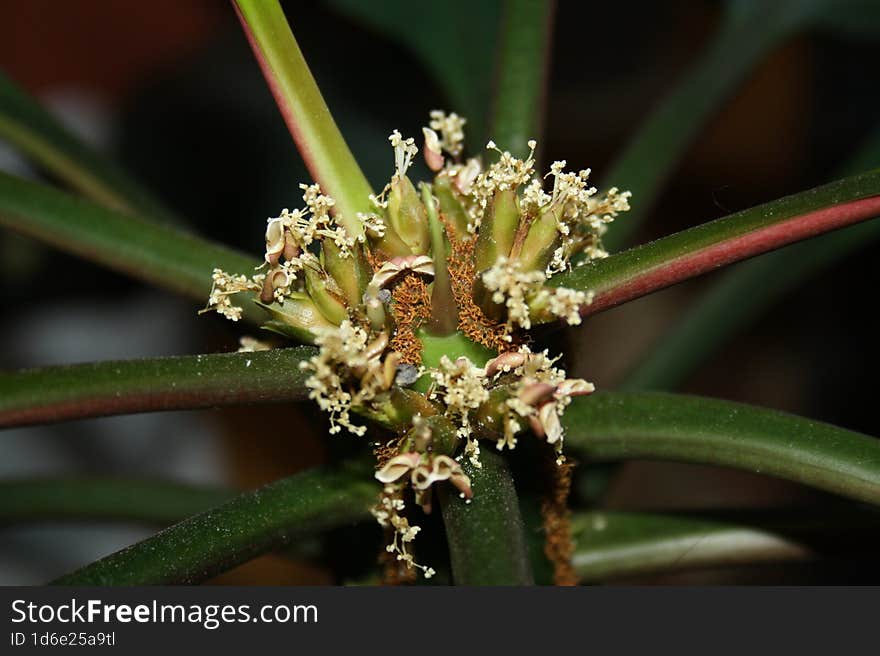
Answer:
[0, 479, 233, 525]
[53, 466, 376, 585]
[233, 0, 373, 235]
[602, 2, 802, 251]
[545, 170, 880, 321]
[564, 392, 880, 505]
[0, 172, 262, 321]
[439, 449, 534, 585]
[0, 73, 173, 219]
[490, 0, 555, 158]
[0, 347, 315, 429]
[572, 508, 880, 582]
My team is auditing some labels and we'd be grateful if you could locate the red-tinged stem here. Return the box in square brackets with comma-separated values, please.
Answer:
[588, 195, 880, 315]
[546, 171, 880, 321]
[232, 1, 373, 234]
[0, 348, 314, 429]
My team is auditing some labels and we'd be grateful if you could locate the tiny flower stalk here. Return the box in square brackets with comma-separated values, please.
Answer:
[202, 110, 629, 578]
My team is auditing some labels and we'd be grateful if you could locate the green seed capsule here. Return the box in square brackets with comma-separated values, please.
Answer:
[256, 294, 336, 344]
[514, 203, 562, 272]
[388, 175, 430, 255]
[303, 261, 350, 325]
[474, 188, 520, 272]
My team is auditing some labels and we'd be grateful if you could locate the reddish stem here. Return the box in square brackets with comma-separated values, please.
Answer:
[585, 194, 880, 316]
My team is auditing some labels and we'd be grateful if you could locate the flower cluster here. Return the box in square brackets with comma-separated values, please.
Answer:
[203, 110, 629, 579]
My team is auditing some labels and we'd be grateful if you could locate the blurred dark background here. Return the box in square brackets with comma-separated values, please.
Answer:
[1, 0, 879, 584]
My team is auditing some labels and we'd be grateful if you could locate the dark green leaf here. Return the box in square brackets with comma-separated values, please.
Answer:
[490, 0, 554, 158]
[0, 172, 262, 321]
[53, 466, 376, 585]
[0, 347, 315, 429]
[564, 392, 880, 505]
[0, 72, 173, 218]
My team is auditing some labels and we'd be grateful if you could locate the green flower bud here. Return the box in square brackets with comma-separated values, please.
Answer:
[388, 175, 430, 255]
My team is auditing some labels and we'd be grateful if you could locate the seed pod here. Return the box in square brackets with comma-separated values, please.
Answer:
[369, 219, 413, 260]
[321, 240, 371, 308]
[388, 175, 430, 255]
[256, 294, 337, 344]
[514, 203, 562, 272]
[474, 188, 520, 272]
[433, 174, 471, 239]
[303, 260, 349, 325]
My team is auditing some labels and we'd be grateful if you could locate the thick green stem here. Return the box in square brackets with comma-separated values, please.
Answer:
[0, 347, 315, 429]
[53, 466, 376, 585]
[439, 449, 534, 585]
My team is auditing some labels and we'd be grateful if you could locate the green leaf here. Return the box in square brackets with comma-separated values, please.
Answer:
[564, 392, 880, 505]
[52, 466, 376, 585]
[233, 0, 373, 234]
[572, 508, 880, 582]
[0, 347, 315, 429]
[0, 73, 173, 219]
[0, 171, 262, 320]
[0, 478, 233, 525]
[439, 449, 534, 584]
[490, 0, 554, 158]
[325, 0, 502, 142]
[622, 129, 880, 391]
[544, 169, 880, 321]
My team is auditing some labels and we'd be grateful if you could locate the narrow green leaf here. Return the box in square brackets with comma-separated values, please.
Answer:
[490, 0, 554, 158]
[0, 347, 315, 429]
[572, 508, 880, 582]
[53, 466, 376, 585]
[622, 129, 880, 391]
[0, 479, 233, 525]
[0, 73, 173, 219]
[325, 0, 502, 142]
[0, 172, 262, 320]
[438, 449, 534, 585]
[564, 392, 880, 505]
[544, 170, 880, 321]
[234, 0, 373, 234]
